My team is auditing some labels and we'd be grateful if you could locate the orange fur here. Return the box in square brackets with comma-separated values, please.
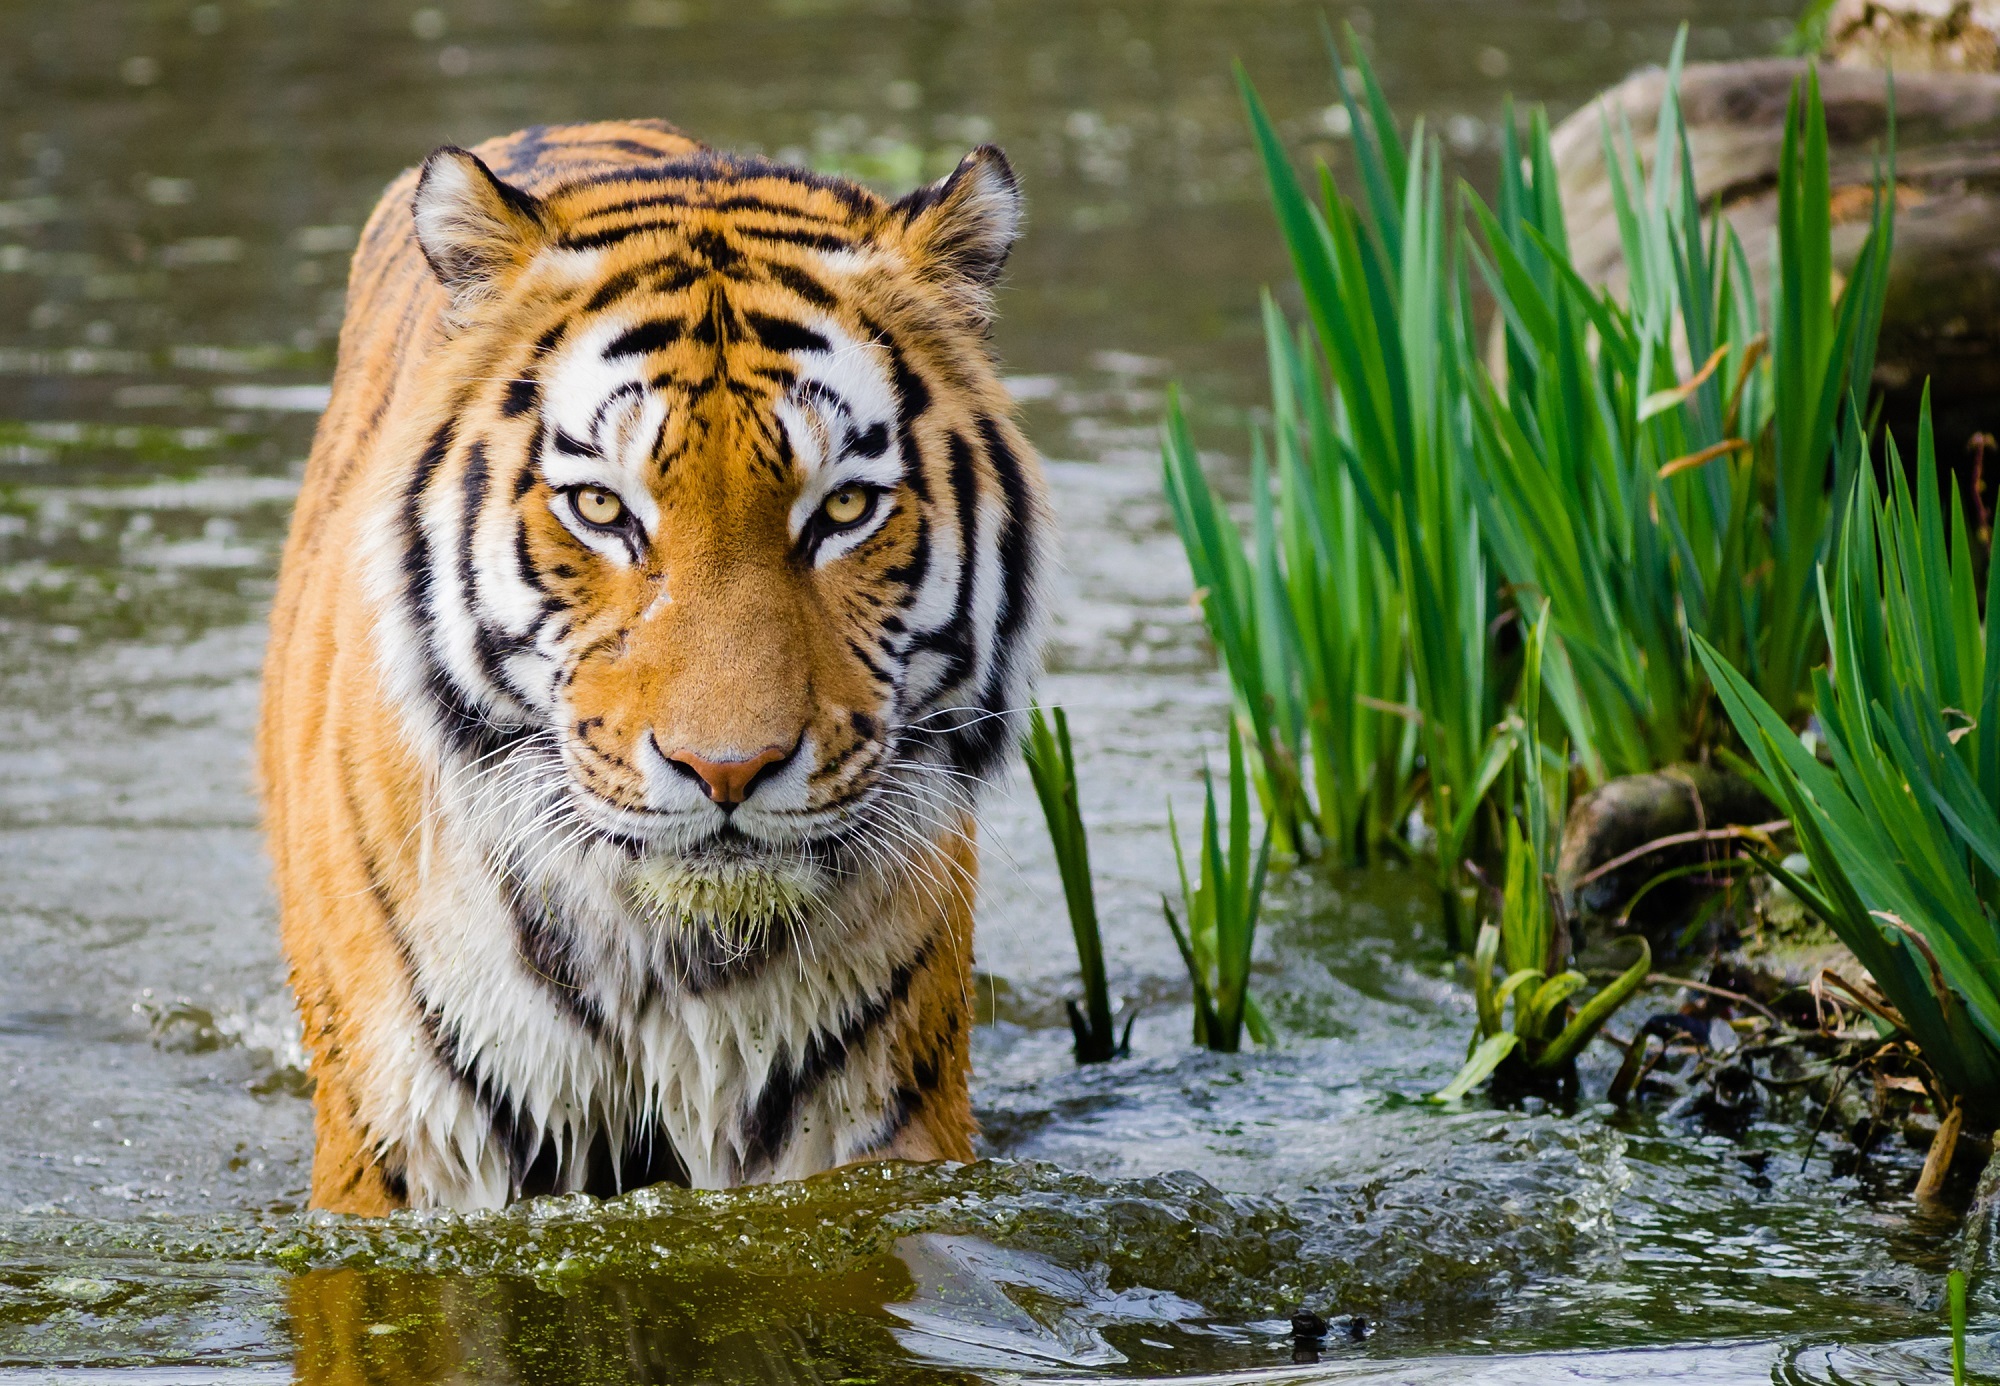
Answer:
[260, 122, 1043, 1211]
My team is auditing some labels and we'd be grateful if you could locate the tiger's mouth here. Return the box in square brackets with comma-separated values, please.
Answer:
[624, 828, 828, 946]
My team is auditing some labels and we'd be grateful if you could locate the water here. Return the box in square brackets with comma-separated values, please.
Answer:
[0, 0, 1988, 1380]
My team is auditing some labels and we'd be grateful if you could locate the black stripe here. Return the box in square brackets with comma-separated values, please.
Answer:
[847, 636, 894, 686]
[746, 362, 797, 392]
[870, 322, 932, 506]
[565, 218, 853, 255]
[687, 227, 739, 269]
[707, 192, 842, 215]
[502, 376, 538, 418]
[888, 344, 930, 420]
[978, 416, 1034, 648]
[735, 224, 852, 253]
[503, 872, 608, 1039]
[559, 224, 673, 252]
[401, 434, 455, 555]
[761, 259, 838, 309]
[547, 155, 875, 214]
[605, 317, 687, 357]
[459, 440, 491, 536]
[573, 189, 694, 220]
[513, 516, 546, 593]
[810, 727, 874, 783]
[883, 511, 930, 590]
[743, 310, 828, 355]
[651, 258, 707, 294]
[688, 297, 722, 346]
[456, 442, 540, 710]
[938, 418, 1040, 779]
[851, 420, 889, 459]
[336, 747, 402, 941]
[402, 420, 509, 758]
[744, 940, 932, 1170]
[584, 265, 651, 314]
[907, 432, 979, 689]
[512, 435, 541, 499]
[588, 381, 648, 450]
[499, 123, 554, 177]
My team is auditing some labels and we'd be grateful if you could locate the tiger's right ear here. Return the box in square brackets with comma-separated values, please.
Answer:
[411, 147, 547, 311]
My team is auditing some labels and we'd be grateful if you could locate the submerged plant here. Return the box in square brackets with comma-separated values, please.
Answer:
[1022, 704, 1129, 1064]
[1434, 615, 1652, 1102]
[1163, 720, 1275, 1052]
[1698, 398, 2000, 1129]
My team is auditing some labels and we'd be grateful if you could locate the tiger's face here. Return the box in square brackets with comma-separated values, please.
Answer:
[393, 142, 1046, 940]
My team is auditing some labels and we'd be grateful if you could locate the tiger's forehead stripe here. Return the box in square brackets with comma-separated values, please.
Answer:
[551, 179, 871, 257]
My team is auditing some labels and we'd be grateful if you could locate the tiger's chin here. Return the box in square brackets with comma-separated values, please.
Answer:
[625, 845, 827, 950]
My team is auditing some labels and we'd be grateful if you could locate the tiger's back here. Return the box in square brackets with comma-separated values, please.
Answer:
[261, 120, 1045, 1212]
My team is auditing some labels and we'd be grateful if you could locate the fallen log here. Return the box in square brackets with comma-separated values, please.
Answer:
[1824, 0, 2000, 73]
[1550, 57, 2000, 454]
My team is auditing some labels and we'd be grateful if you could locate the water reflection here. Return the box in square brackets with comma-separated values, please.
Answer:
[287, 1260, 923, 1386]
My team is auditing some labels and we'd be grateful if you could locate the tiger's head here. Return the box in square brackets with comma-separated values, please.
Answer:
[383, 139, 1047, 948]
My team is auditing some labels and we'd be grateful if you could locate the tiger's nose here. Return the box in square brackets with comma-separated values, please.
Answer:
[664, 741, 796, 807]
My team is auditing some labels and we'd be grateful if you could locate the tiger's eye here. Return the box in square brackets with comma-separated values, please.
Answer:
[574, 488, 624, 527]
[823, 487, 870, 526]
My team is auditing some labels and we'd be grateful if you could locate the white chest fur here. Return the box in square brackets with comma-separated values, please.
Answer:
[360, 773, 945, 1211]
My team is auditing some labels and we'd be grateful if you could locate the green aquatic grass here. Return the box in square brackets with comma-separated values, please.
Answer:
[1170, 27, 1893, 950]
[1169, 27, 1497, 940]
[1434, 614, 1651, 1102]
[1461, 36, 1893, 778]
[1262, 292, 1418, 866]
[1163, 388, 1315, 860]
[1022, 704, 1127, 1064]
[1698, 397, 2000, 1127]
[1952, 1268, 1969, 1386]
[1163, 719, 1275, 1052]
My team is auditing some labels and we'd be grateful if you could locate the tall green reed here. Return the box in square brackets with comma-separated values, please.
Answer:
[1166, 29, 1500, 939]
[1698, 397, 2000, 1127]
[1022, 705, 1128, 1064]
[1168, 28, 1894, 951]
[1434, 613, 1652, 1102]
[1163, 392, 1316, 859]
[1162, 720, 1275, 1052]
[1951, 1267, 1969, 1386]
[1462, 34, 1893, 778]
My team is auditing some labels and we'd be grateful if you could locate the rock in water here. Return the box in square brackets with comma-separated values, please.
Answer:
[1557, 765, 1774, 944]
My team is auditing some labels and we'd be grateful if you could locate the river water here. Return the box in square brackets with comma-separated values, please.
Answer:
[0, 1, 1989, 1382]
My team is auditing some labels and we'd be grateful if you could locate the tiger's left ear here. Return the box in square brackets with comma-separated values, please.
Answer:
[411, 146, 548, 315]
[890, 146, 1022, 333]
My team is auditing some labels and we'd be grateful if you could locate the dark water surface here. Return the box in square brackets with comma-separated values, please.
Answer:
[1, 1, 1991, 1381]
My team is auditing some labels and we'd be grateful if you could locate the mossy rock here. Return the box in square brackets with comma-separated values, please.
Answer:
[1556, 764, 1775, 949]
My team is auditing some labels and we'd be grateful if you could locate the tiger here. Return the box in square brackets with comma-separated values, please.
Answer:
[257, 119, 1049, 1214]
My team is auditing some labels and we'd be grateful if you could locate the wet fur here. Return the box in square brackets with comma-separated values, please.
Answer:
[259, 121, 1047, 1212]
